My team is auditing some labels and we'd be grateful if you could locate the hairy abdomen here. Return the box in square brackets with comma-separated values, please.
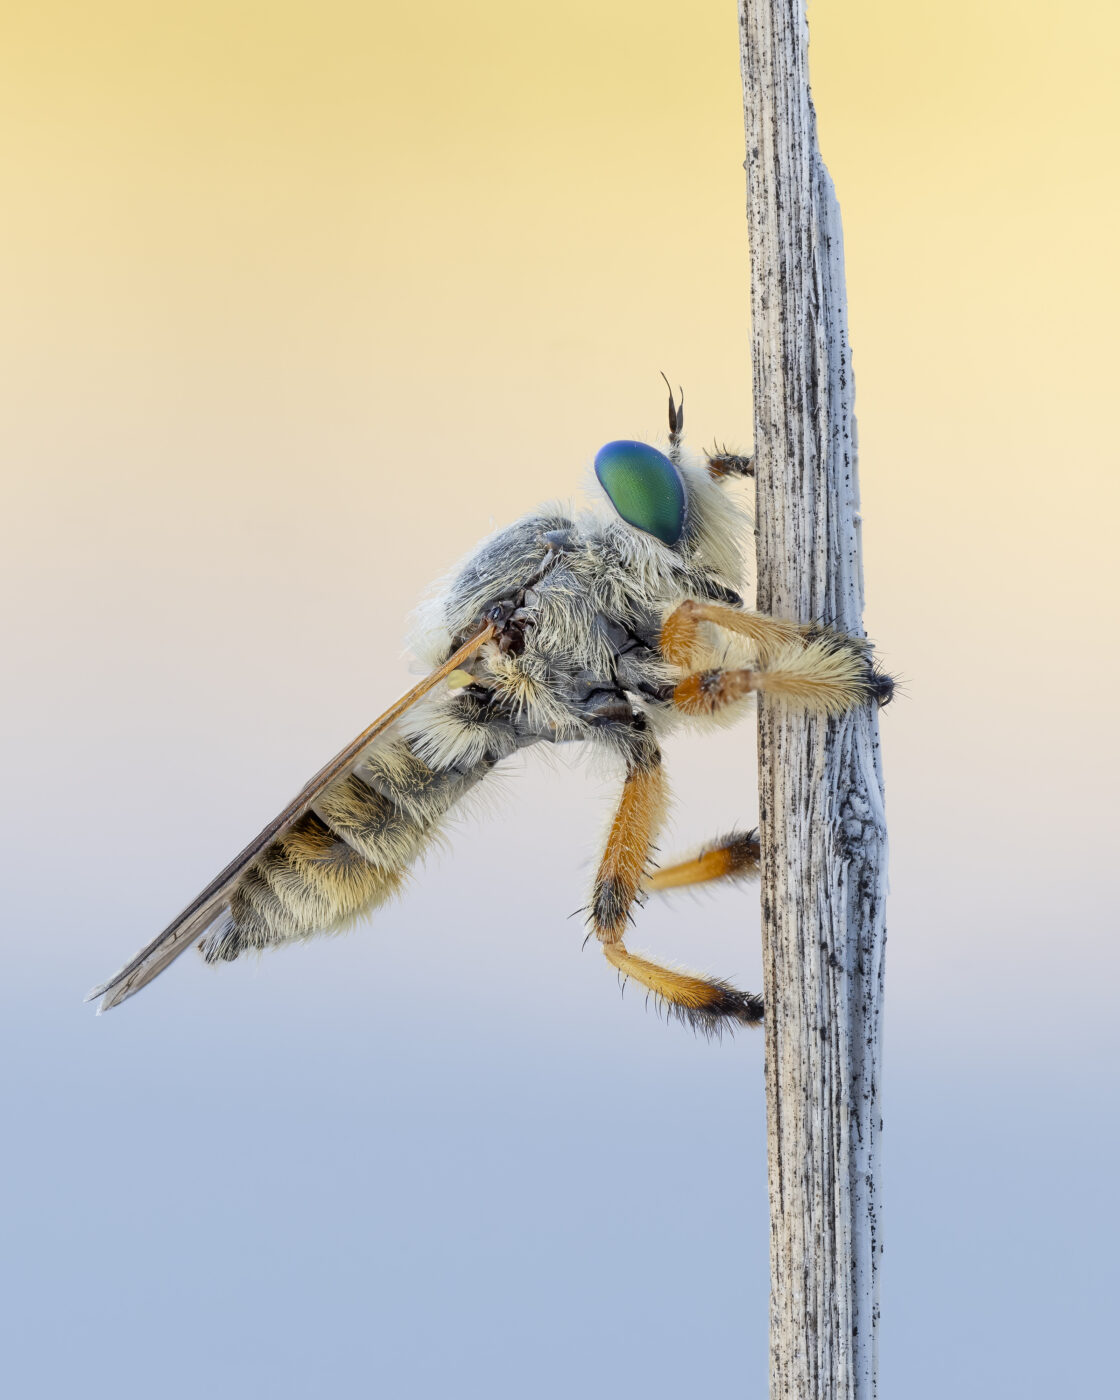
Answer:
[201, 738, 490, 962]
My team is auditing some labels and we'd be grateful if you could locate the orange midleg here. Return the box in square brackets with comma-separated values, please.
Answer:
[645, 831, 761, 892]
[586, 757, 763, 1032]
[589, 761, 668, 945]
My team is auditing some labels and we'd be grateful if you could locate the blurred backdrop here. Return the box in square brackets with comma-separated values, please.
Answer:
[2, 2, 1117, 1396]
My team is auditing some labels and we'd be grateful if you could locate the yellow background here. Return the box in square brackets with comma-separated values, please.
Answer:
[6, 0, 1117, 1028]
[2, 4, 1116, 1396]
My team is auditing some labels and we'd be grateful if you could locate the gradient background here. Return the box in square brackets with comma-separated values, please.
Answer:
[3, 2, 1117, 1396]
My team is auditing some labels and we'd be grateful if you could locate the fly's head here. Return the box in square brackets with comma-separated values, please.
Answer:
[592, 437, 747, 591]
[594, 440, 687, 546]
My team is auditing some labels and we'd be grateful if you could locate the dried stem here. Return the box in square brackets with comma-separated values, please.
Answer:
[739, 4, 888, 1397]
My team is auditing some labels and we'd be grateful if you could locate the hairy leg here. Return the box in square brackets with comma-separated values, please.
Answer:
[660, 600, 892, 711]
[589, 750, 668, 944]
[645, 830, 760, 893]
[604, 942, 763, 1034]
[705, 447, 754, 479]
[660, 598, 806, 667]
[669, 648, 876, 719]
[587, 741, 762, 1031]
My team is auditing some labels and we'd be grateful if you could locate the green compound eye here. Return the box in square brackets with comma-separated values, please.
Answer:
[594, 440, 687, 545]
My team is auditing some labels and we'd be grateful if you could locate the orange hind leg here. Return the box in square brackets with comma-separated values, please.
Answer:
[645, 831, 761, 893]
[586, 747, 762, 1033]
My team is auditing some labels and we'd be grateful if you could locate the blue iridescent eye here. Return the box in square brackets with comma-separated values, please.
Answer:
[594, 440, 687, 545]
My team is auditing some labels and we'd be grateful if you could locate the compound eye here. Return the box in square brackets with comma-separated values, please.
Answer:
[593, 440, 686, 545]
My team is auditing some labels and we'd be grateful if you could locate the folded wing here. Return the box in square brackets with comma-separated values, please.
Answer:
[86, 624, 495, 1012]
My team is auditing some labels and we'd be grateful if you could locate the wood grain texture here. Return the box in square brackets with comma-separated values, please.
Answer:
[739, 3, 887, 1397]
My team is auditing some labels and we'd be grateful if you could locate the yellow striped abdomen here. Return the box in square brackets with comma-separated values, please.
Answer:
[201, 737, 491, 962]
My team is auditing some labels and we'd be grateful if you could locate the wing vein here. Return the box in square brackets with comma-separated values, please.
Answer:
[87, 623, 496, 1011]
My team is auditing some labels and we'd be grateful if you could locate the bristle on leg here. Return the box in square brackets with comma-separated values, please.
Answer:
[645, 830, 761, 893]
[590, 759, 668, 944]
[604, 943, 763, 1035]
[751, 638, 875, 716]
[659, 598, 804, 667]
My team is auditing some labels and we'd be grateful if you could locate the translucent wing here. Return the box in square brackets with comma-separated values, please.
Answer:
[86, 624, 495, 1013]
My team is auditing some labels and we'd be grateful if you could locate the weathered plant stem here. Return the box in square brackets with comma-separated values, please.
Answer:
[739, 4, 887, 1397]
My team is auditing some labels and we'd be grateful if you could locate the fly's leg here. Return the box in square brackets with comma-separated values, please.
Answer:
[603, 944, 763, 1033]
[667, 654, 875, 719]
[705, 447, 754, 479]
[587, 731, 762, 1031]
[660, 599, 894, 710]
[661, 599, 807, 667]
[644, 830, 760, 893]
[588, 738, 667, 944]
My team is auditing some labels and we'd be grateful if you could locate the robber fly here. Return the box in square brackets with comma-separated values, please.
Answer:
[88, 384, 891, 1031]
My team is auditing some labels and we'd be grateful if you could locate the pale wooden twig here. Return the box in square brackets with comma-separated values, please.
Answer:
[739, 4, 888, 1397]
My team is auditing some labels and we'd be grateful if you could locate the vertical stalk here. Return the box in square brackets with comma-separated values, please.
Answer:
[739, 4, 887, 1397]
